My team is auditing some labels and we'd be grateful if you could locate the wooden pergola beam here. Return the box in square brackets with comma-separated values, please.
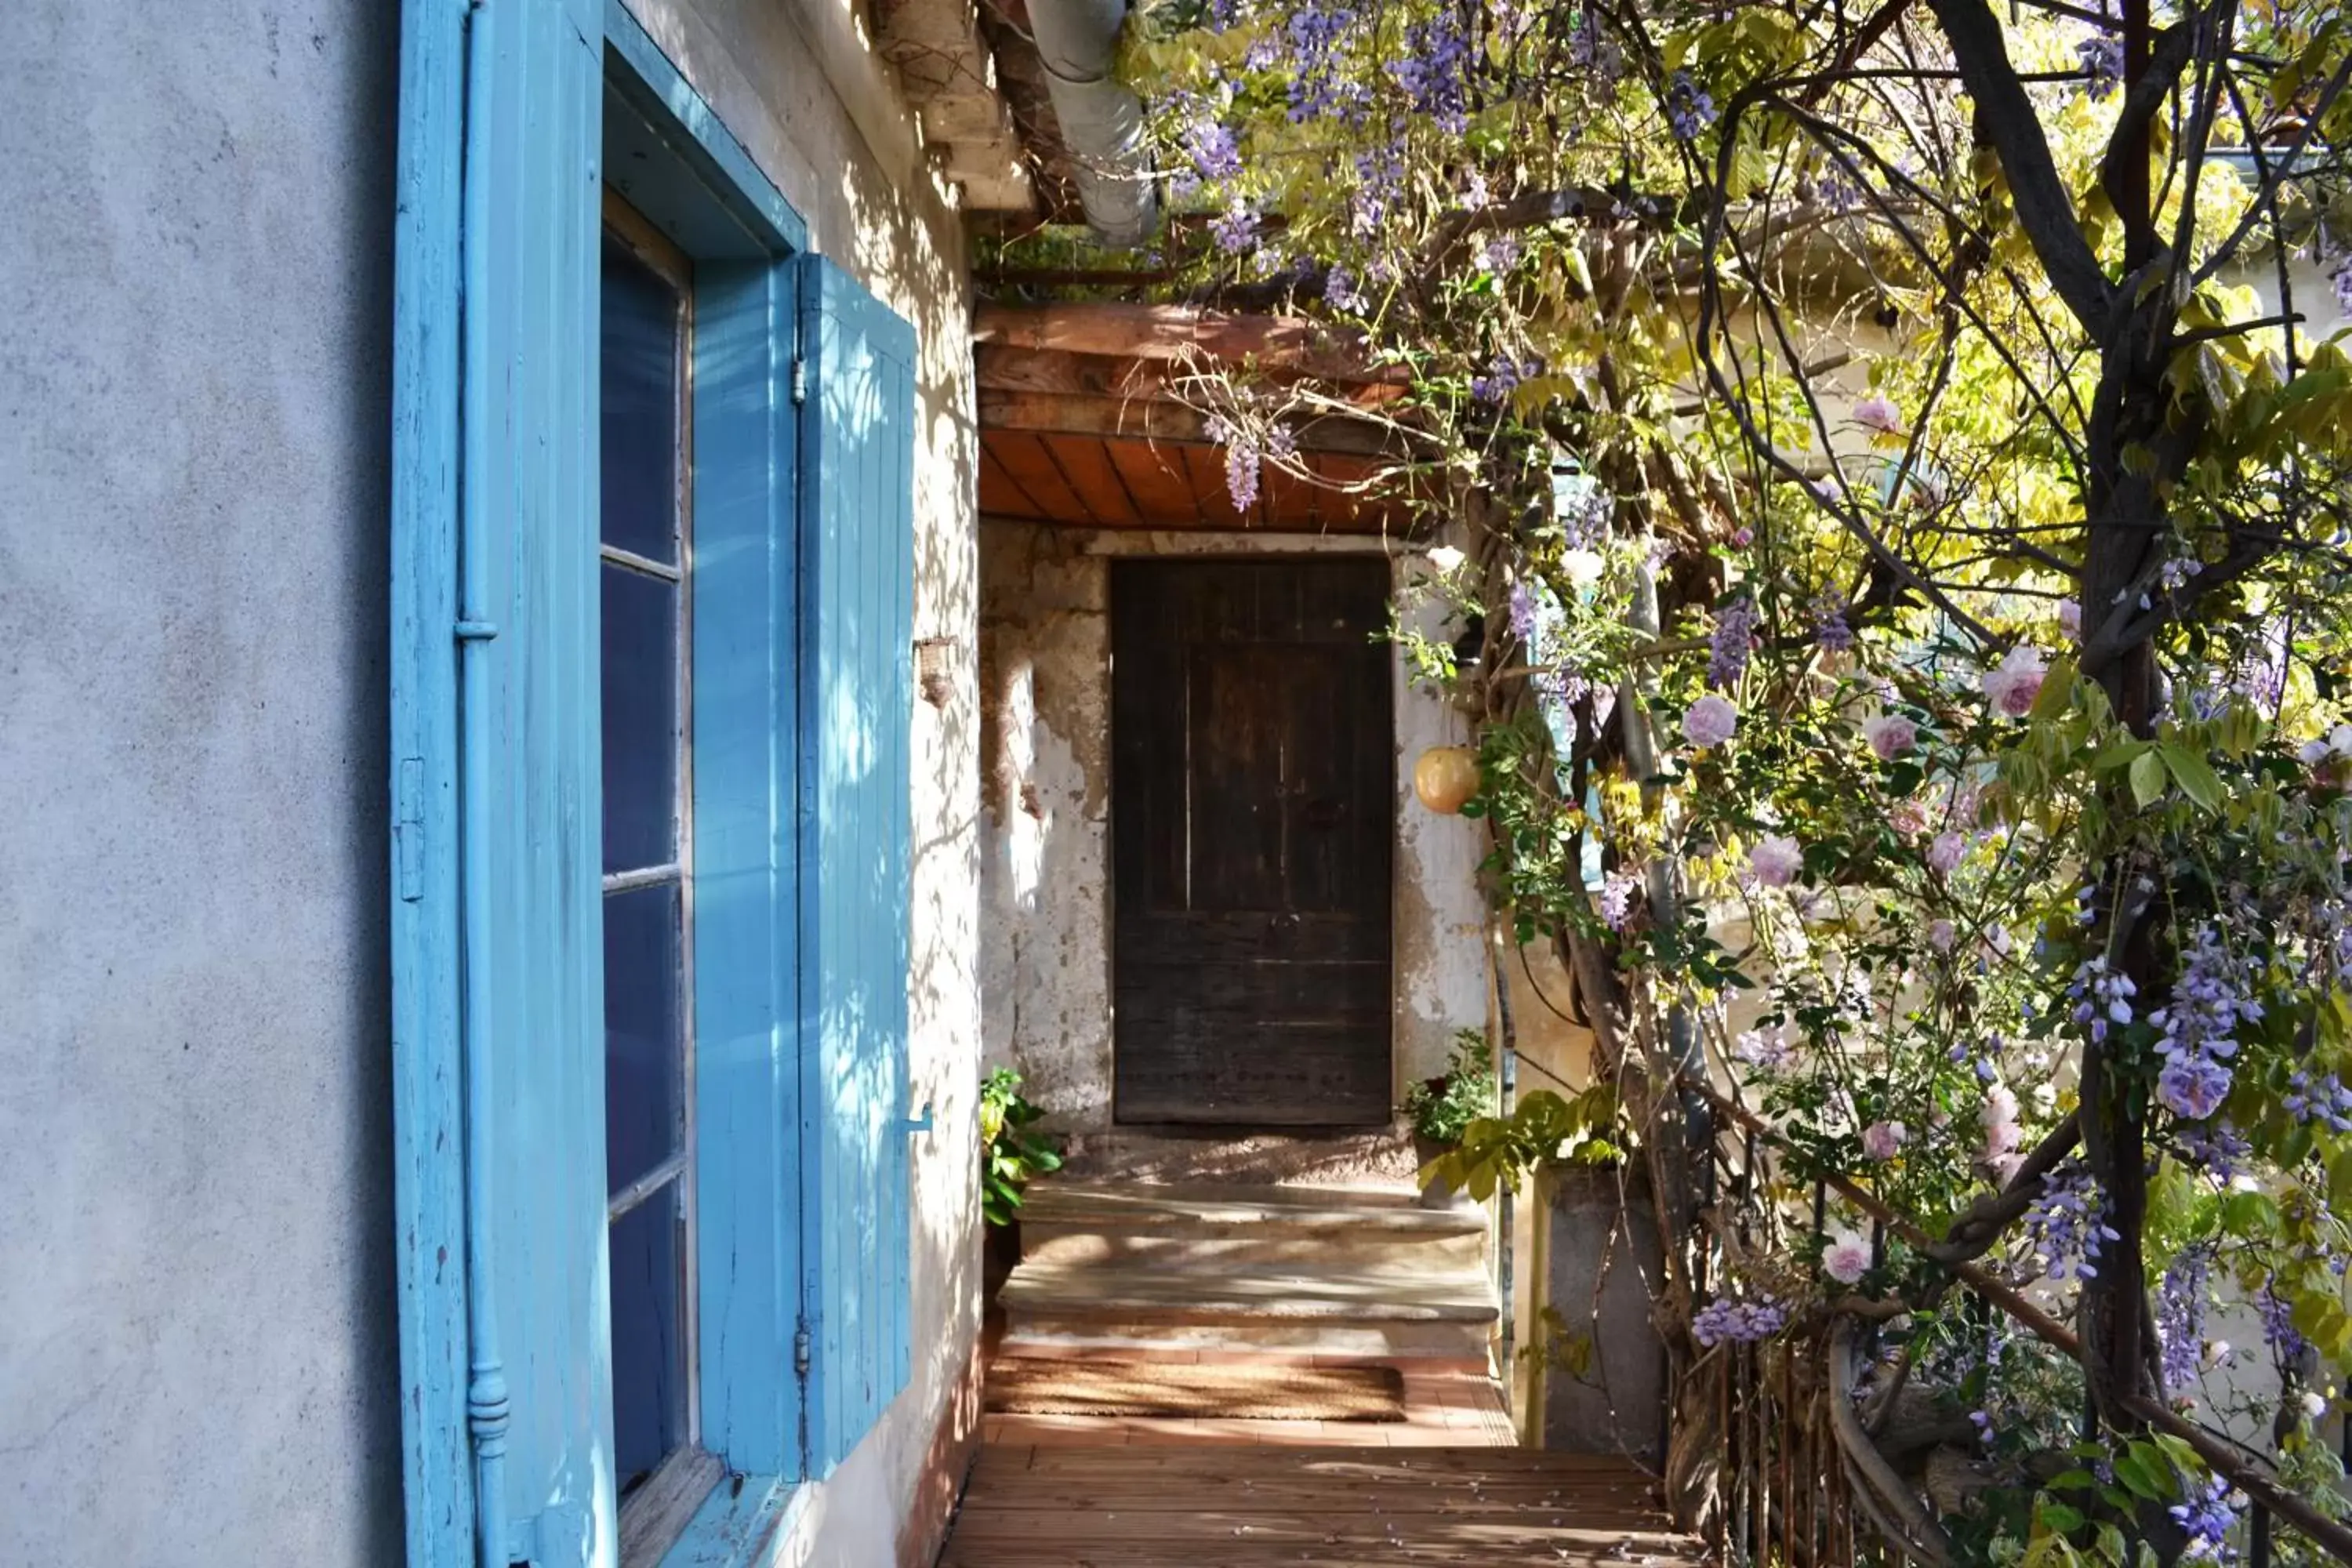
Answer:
[978, 389, 1409, 459]
[972, 302, 1397, 383]
[974, 345, 1412, 408]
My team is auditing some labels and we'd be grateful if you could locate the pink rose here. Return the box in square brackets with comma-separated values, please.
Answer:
[1928, 831, 1968, 876]
[1983, 645, 2047, 718]
[1854, 394, 1904, 435]
[1981, 1086, 2021, 1162]
[1863, 714, 1918, 761]
[1682, 693, 1739, 750]
[1889, 798, 1928, 837]
[1748, 834, 1804, 888]
[2056, 597, 2082, 640]
[1822, 1229, 1871, 1284]
[1861, 1120, 1907, 1161]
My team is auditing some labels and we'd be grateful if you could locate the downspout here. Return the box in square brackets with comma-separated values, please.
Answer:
[1024, 0, 1158, 247]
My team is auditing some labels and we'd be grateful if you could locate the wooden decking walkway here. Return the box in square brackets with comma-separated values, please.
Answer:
[938, 1443, 1707, 1566]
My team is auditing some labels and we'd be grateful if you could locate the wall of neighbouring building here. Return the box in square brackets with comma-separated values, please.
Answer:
[976, 520, 1492, 1161]
[0, 1, 406, 1561]
[618, 0, 985, 1560]
[0, 0, 986, 1562]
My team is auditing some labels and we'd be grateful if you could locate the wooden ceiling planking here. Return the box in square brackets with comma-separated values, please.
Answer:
[1036, 433, 1142, 525]
[985, 430, 1093, 522]
[978, 443, 1048, 518]
[1102, 438, 1200, 524]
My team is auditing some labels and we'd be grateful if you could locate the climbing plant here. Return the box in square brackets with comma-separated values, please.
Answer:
[1006, 0, 2352, 1555]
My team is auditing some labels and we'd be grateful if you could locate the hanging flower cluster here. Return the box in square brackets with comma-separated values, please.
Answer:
[1692, 1295, 1789, 1346]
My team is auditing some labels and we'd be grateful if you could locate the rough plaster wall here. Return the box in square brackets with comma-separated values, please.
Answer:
[616, 3, 984, 1561]
[975, 522, 1491, 1142]
[0, 2, 404, 1563]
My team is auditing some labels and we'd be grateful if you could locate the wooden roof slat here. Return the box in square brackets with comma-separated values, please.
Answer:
[973, 302, 1385, 379]
[1036, 434, 1142, 525]
[1101, 438, 1200, 526]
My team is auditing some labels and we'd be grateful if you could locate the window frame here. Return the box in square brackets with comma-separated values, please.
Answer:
[598, 190, 715, 1553]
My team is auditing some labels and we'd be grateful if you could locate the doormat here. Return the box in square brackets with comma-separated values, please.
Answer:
[984, 1358, 1407, 1421]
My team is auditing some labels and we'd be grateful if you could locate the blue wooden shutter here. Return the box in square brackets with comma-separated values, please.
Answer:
[793, 255, 916, 1473]
[456, 0, 612, 1561]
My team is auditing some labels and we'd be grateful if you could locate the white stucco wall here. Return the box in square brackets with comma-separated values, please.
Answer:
[0, 2, 406, 1562]
[976, 521, 1491, 1156]
[615, 2, 985, 1562]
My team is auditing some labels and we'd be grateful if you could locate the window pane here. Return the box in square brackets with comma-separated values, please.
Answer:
[601, 238, 681, 564]
[608, 1188, 687, 1497]
[604, 882, 682, 1197]
[601, 564, 677, 874]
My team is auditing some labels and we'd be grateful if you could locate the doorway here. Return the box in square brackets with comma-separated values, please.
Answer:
[1109, 557, 1396, 1126]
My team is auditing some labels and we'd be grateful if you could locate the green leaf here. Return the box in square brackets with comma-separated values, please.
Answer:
[2039, 1503, 2086, 1534]
[2111, 1451, 2164, 1501]
[2159, 742, 2226, 815]
[2129, 750, 2167, 811]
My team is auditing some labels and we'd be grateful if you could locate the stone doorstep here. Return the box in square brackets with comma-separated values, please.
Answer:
[994, 1330, 1493, 1375]
[999, 1261, 1499, 1323]
[1018, 1229, 1486, 1274]
[1017, 1177, 1485, 1235]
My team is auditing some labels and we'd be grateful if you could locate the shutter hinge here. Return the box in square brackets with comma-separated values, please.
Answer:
[793, 1321, 812, 1381]
[790, 357, 808, 406]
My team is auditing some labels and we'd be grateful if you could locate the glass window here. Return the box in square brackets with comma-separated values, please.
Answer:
[598, 201, 699, 1510]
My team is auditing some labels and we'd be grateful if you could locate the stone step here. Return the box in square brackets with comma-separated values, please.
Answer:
[1016, 1178, 1486, 1272]
[1000, 1258, 1500, 1365]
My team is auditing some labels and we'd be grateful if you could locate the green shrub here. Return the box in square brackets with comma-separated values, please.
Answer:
[980, 1067, 1063, 1228]
[1403, 1029, 1497, 1148]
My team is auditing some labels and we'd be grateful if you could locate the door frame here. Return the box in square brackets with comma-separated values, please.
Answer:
[1104, 551, 1401, 1131]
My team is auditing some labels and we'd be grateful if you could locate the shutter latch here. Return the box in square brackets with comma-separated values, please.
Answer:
[793, 1321, 812, 1381]
[902, 1102, 935, 1136]
[790, 358, 808, 406]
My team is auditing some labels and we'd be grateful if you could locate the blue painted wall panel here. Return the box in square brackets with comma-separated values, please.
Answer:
[794, 255, 916, 1475]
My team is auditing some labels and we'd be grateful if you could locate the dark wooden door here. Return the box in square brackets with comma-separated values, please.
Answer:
[1111, 558, 1395, 1125]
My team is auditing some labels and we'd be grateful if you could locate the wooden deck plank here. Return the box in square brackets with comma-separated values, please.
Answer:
[942, 1444, 1701, 1568]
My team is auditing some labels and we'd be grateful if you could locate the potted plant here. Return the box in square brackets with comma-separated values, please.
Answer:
[979, 1067, 1062, 1293]
[1403, 1029, 1497, 1208]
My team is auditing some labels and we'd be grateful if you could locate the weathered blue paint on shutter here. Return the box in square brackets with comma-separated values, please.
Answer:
[793, 255, 917, 1473]
[389, 0, 474, 1563]
[688, 256, 804, 1479]
[458, 0, 612, 1561]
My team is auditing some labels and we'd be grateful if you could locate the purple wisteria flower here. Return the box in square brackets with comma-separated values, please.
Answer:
[2176, 1120, 2250, 1181]
[2285, 1069, 2352, 1131]
[1812, 593, 1854, 652]
[1692, 1295, 1788, 1346]
[1210, 201, 1261, 255]
[1480, 232, 1523, 274]
[1665, 71, 1715, 140]
[2027, 1166, 2122, 1283]
[1471, 354, 1537, 403]
[1286, 2, 1370, 122]
[2158, 1246, 2212, 1393]
[1350, 140, 1405, 238]
[2151, 926, 2258, 1122]
[1708, 597, 1759, 688]
[2169, 1475, 2240, 1563]
[2078, 26, 2125, 98]
[1596, 870, 1639, 931]
[1323, 264, 1367, 314]
[1208, 416, 1260, 511]
[1391, 12, 1470, 133]
[1182, 118, 1243, 183]
[2258, 1286, 2310, 1363]
[2332, 248, 2352, 316]
[2068, 956, 2137, 1045]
